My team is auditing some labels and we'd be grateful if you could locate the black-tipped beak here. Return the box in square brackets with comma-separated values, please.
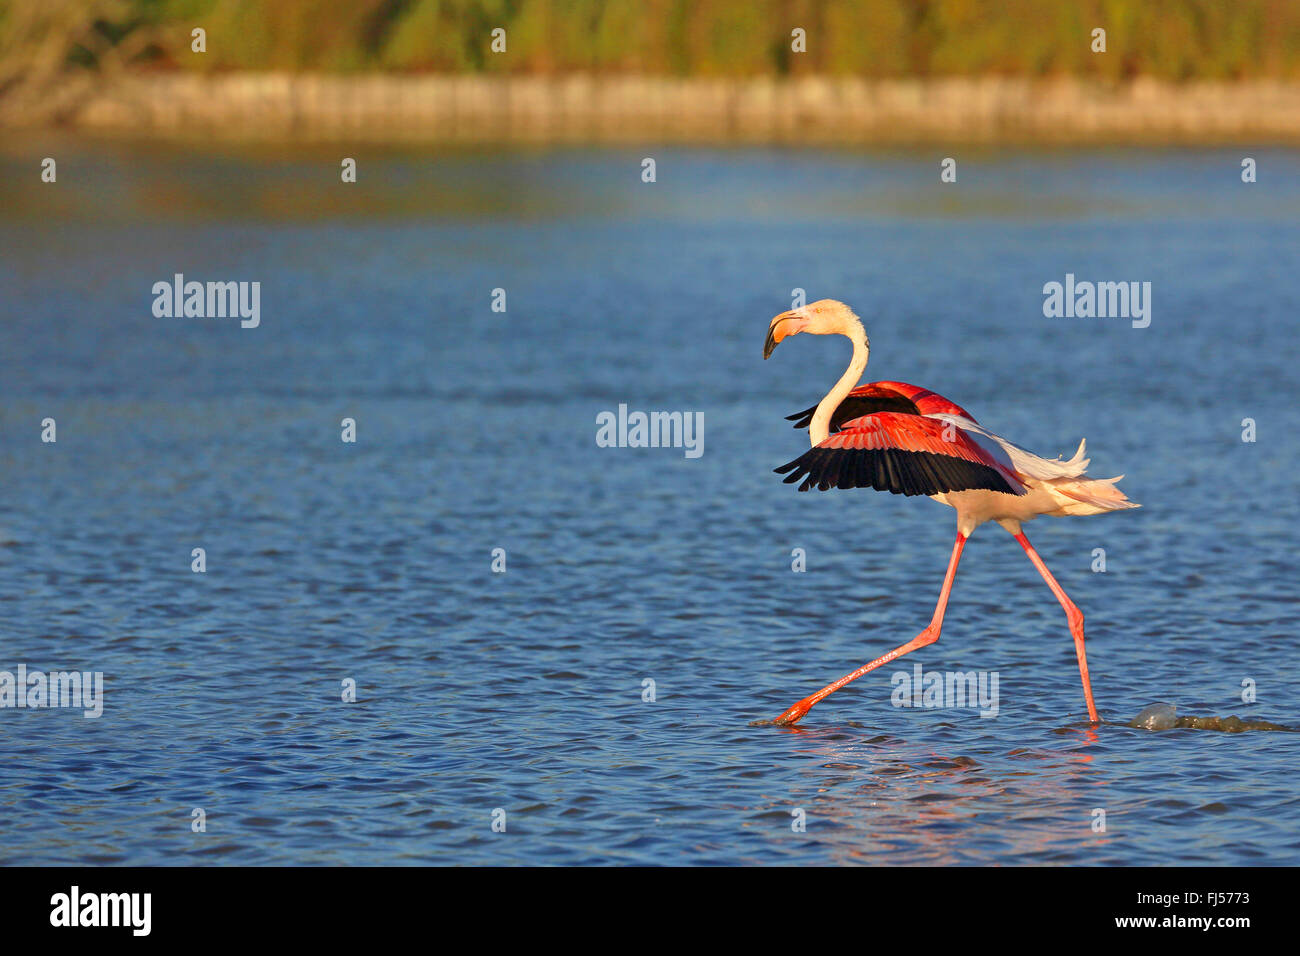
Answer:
[766, 312, 808, 359]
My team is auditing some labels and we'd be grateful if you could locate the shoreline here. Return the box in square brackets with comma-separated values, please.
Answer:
[4, 74, 1300, 144]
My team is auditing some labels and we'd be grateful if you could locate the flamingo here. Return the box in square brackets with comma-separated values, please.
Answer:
[763, 299, 1138, 727]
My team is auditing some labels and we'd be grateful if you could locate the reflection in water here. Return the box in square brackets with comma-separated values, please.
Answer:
[740, 724, 1118, 864]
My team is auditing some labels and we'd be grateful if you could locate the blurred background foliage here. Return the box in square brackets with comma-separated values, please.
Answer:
[1, 0, 1297, 83]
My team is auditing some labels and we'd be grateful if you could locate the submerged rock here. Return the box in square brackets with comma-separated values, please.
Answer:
[1174, 714, 1291, 732]
[1129, 703, 1293, 732]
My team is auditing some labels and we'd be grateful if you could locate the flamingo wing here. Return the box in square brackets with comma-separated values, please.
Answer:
[775, 411, 1026, 496]
[786, 380, 977, 432]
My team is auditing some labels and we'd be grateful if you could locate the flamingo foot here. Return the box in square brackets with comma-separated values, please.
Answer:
[772, 697, 815, 726]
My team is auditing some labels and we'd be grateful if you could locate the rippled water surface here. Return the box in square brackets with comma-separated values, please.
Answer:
[1, 143, 1298, 865]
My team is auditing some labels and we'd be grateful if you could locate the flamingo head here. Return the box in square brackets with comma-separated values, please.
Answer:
[763, 299, 865, 359]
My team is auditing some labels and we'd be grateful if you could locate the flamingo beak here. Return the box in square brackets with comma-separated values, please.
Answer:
[764, 312, 808, 359]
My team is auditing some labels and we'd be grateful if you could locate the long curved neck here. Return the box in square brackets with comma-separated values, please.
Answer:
[809, 320, 869, 445]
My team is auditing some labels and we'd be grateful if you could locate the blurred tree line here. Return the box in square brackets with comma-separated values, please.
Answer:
[3, 0, 1298, 86]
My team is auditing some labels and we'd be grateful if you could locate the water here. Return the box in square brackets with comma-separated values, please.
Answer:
[1, 142, 1298, 865]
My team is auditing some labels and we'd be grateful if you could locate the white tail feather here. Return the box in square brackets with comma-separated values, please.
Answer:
[1046, 474, 1141, 515]
[933, 415, 1140, 517]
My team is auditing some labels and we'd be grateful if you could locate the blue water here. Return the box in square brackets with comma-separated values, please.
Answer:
[1, 143, 1298, 865]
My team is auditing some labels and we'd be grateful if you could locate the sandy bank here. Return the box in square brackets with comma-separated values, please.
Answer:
[5, 74, 1300, 144]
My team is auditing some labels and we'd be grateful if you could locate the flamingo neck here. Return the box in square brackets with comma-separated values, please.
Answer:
[809, 322, 869, 445]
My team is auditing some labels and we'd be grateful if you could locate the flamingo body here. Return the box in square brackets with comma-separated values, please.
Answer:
[762, 300, 1138, 727]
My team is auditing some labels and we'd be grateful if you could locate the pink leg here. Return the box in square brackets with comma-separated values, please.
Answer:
[1013, 530, 1100, 724]
[773, 532, 968, 726]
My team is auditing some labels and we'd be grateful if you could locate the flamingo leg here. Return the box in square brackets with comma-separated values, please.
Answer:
[772, 532, 968, 726]
[1012, 530, 1100, 724]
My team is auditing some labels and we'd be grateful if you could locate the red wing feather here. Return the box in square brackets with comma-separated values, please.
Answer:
[785, 381, 976, 431]
[775, 413, 1024, 496]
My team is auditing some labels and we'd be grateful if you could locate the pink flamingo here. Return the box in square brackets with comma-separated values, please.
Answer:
[764, 300, 1138, 727]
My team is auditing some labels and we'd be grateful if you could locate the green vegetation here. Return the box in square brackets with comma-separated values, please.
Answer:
[3, 0, 1299, 81]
